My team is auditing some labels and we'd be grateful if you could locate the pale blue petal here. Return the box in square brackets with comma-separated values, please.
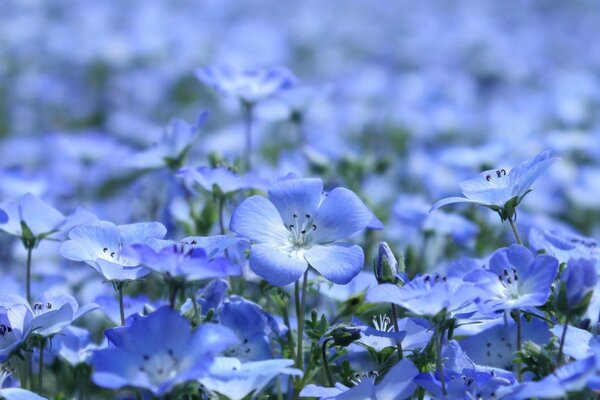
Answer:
[249, 243, 307, 286]
[19, 193, 65, 237]
[311, 188, 374, 243]
[268, 178, 323, 228]
[376, 358, 419, 399]
[429, 196, 483, 212]
[230, 196, 288, 245]
[1, 388, 47, 400]
[304, 243, 364, 285]
[118, 222, 167, 245]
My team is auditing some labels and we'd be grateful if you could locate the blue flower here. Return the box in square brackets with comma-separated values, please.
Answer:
[529, 228, 599, 264]
[91, 306, 237, 396]
[127, 113, 208, 170]
[128, 242, 241, 282]
[300, 359, 419, 400]
[1, 368, 46, 400]
[366, 274, 480, 317]
[230, 177, 380, 285]
[178, 166, 269, 195]
[430, 151, 559, 220]
[559, 258, 597, 310]
[466, 244, 558, 313]
[200, 358, 301, 400]
[196, 65, 297, 104]
[51, 325, 98, 366]
[219, 296, 278, 361]
[181, 279, 229, 318]
[59, 220, 167, 281]
[0, 299, 32, 362]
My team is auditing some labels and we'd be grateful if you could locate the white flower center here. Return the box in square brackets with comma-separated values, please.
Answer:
[498, 267, 520, 299]
[138, 349, 179, 386]
[285, 213, 317, 250]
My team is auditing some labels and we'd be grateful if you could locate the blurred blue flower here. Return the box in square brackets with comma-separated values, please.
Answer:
[178, 166, 269, 195]
[129, 242, 241, 282]
[59, 220, 167, 281]
[529, 228, 599, 264]
[430, 151, 559, 220]
[196, 65, 297, 104]
[230, 177, 379, 285]
[0, 368, 46, 400]
[0, 300, 32, 362]
[559, 258, 597, 310]
[300, 358, 418, 400]
[91, 306, 236, 396]
[200, 358, 301, 400]
[466, 244, 558, 313]
[51, 325, 98, 366]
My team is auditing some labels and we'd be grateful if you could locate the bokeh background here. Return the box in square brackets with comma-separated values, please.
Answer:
[2, 0, 600, 271]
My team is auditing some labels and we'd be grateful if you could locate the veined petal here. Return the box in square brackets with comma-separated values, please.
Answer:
[230, 196, 288, 244]
[118, 222, 167, 245]
[267, 178, 323, 228]
[62, 221, 121, 262]
[311, 188, 373, 243]
[429, 196, 482, 212]
[304, 243, 364, 285]
[19, 193, 65, 237]
[249, 243, 307, 286]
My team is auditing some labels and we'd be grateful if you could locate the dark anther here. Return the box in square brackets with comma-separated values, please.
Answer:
[503, 269, 508, 276]
[486, 342, 491, 347]
[110, 252, 115, 257]
[467, 378, 474, 386]
[507, 278, 512, 284]
[243, 338, 248, 344]
[312, 224, 317, 230]
[486, 174, 492, 181]
[245, 348, 250, 353]
[143, 354, 150, 360]
[47, 302, 52, 309]
[501, 169, 506, 175]
[424, 275, 431, 283]
[191, 240, 197, 245]
[103, 248, 108, 252]
[305, 214, 310, 218]
[496, 170, 502, 177]
[293, 214, 298, 218]
[289, 224, 294, 229]
[301, 230, 306, 234]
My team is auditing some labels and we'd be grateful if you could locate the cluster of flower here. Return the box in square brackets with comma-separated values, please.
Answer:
[2, 1, 600, 400]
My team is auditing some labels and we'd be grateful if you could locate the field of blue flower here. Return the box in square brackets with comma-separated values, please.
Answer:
[1, 1, 600, 399]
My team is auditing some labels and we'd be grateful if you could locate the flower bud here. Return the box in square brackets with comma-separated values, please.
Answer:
[374, 242, 403, 284]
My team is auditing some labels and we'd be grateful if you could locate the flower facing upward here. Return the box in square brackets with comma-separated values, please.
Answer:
[430, 151, 559, 221]
[230, 177, 380, 286]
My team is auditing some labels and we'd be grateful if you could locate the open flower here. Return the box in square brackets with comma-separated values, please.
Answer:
[230, 177, 380, 286]
[430, 151, 559, 221]
[59, 220, 167, 281]
[91, 306, 237, 396]
[196, 65, 297, 104]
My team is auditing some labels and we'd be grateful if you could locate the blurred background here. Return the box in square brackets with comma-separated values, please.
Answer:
[1, 0, 600, 264]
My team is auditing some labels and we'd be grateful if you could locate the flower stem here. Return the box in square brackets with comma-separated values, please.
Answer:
[38, 337, 46, 393]
[296, 270, 308, 370]
[514, 309, 523, 381]
[25, 246, 33, 303]
[190, 286, 200, 326]
[390, 303, 403, 360]
[436, 327, 447, 396]
[321, 338, 334, 387]
[169, 284, 179, 309]
[117, 282, 126, 326]
[557, 320, 569, 365]
[508, 218, 523, 245]
[242, 102, 254, 171]
[218, 196, 226, 235]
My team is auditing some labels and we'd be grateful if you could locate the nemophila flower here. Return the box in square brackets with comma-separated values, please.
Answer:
[94, 294, 157, 326]
[200, 358, 301, 400]
[460, 316, 550, 370]
[181, 279, 229, 318]
[219, 296, 278, 361]
[300, 359, 418, 400]
[501, 355, 597, 399]
[178, 166, 269, 196]
[91, 306, 236, 396]
[230, 177, 380, 286]
[466, 244, 558, 313]
[196, 65, 297, 104]
[51, 326, 98, 366]
[366, 274, 480, 317]
[59, 220, 167, 281]
[0, 368, 46, 400]
[557, 258, 597, 314]
[1, 293, 97, 338]
[529, 228, 599, 264]
[0, 302, 32, 362]
[430, 151, 559, 221]
[127, 113, 208, 170]
[128, 242, 241, 282]
[351, 315, 406, 351]
[416, 340, 517, 399]
[178, 235, 248, 258]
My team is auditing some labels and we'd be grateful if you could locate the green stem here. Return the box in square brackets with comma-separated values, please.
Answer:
[436, 327, 447, 396]
[117, 282, 126, 326]
[38, 337, 46, 393]
[242, 102, 254, 171]
[557, 319, 569, 365]
[390, 303, 403, 360]
[294, 270, 309, 398]
[508, 218, 523, 245]
[169, 283, 179, 309]
[190, 287, 200, 326]
[218, 196, 226, 235]
[25, 246, 33, 304]
[26, 353, 33, 390]
[135, 391, 142, 400]
[321, 338, 334, 387]
[515, 310, 522, 381]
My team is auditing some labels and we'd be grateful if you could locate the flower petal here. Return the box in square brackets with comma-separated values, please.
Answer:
[429, 196, 483, 212]
[268, 178, 323, 228]
[311, 188, 374, 243]
[230, 196, 288, 244]
[249, 243, 307, 286]
[304, 243, 364, 285]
